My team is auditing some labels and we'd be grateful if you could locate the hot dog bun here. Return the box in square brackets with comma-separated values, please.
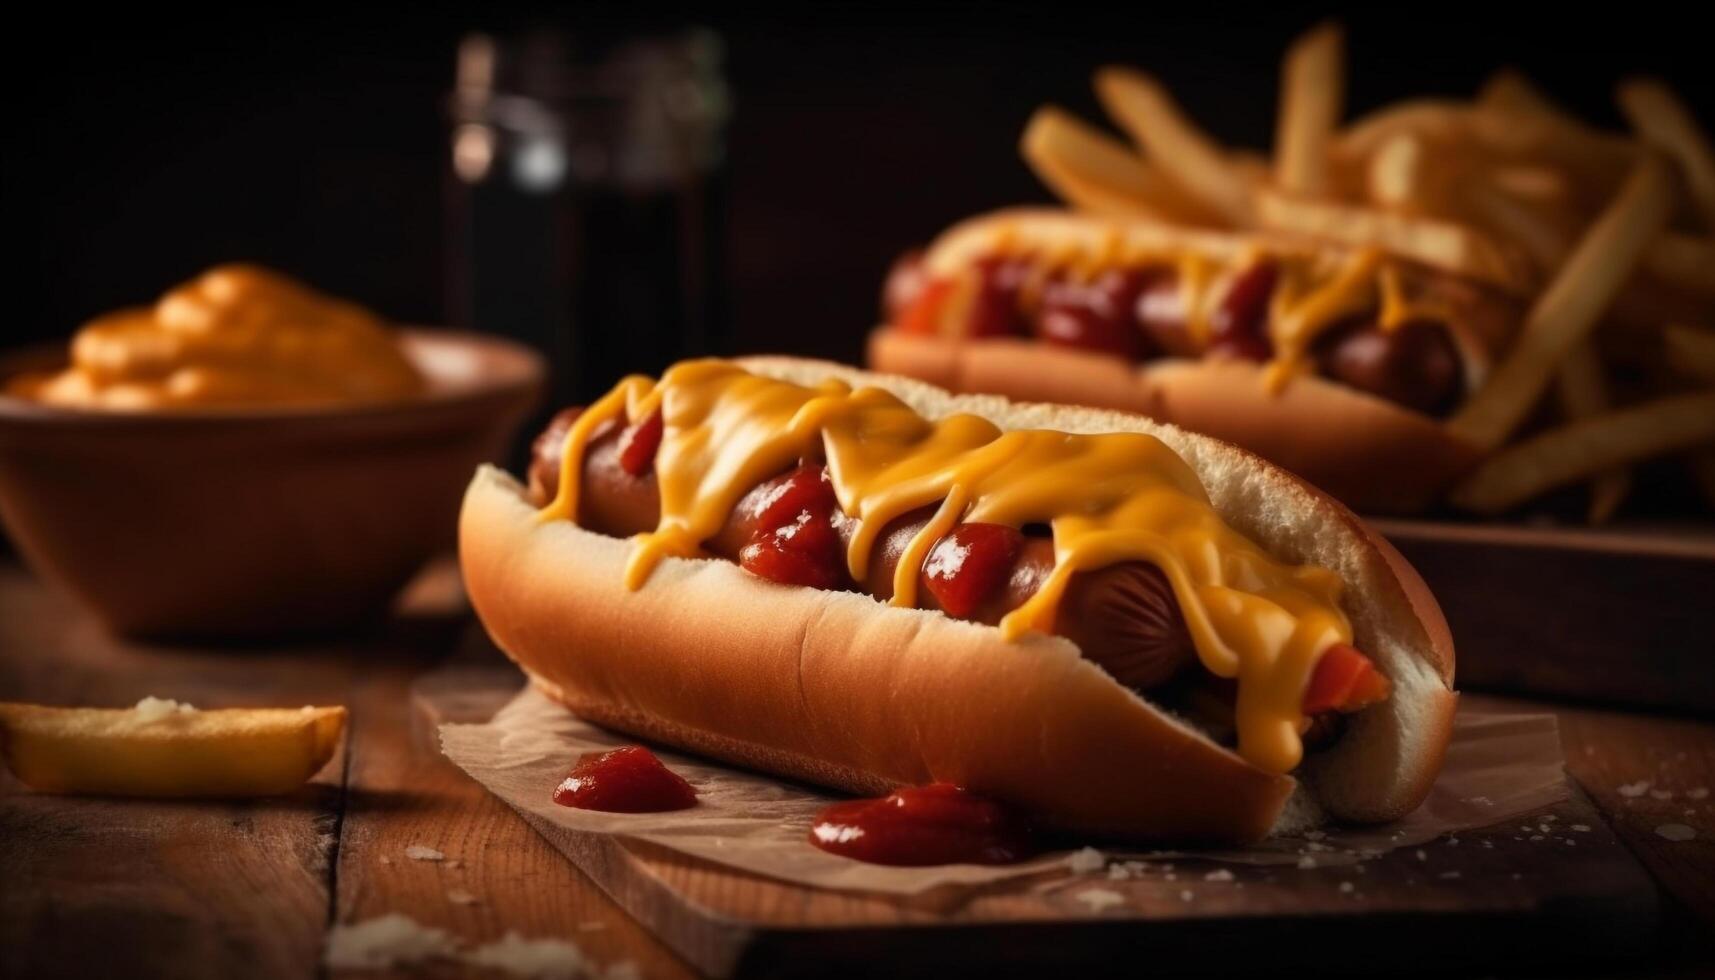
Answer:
[869, 207, 1520, 513]
[460, 357, 1456, 843]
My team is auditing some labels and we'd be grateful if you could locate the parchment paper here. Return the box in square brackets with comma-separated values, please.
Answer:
[440, 687, 1567, 895]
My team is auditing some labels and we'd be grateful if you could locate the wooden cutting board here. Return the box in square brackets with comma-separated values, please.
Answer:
[1375, 519, 1715, 712]
[420, 662, 1661, 979]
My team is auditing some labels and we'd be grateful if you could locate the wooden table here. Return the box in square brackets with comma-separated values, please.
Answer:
[2, 558, 1712, 979]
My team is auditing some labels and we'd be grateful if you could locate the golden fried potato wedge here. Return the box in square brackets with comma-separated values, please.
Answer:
[0, 700, 346, 797]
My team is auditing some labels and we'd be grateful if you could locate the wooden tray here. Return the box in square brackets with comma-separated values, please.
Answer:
[1374, 519, 1715, 712]
[422, 665, 1660, 979]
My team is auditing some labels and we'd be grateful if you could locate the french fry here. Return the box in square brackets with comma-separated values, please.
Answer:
[1255, 189, 1536, 292]
[1447, 153, 1677, 451]
[1644, 233, 1715, 295]
[1474, 71, 1638, 179]
[1367, 133, 1424, 209]
[1619, 79, 1715, 230]
[1094, 66, 1255, 225]
[1476, 69, 1559, 118]
[0, 701, 346, 797]
[1338, 99, 1472, 158]
[1019, 106, 1223, 226]
[1274, 22, 1344, 195]
[1663, 323, 1715, 384]
[1450, 390, 1715, 514]
[1554, 341, 1632, 524]
[1461, 178, 1573, 271]
[1488, 165, 1571, 203]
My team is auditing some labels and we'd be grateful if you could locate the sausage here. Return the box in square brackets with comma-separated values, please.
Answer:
[853, 513, 1192, 690]
[1134, 271, 1201, 358]
[528, 412, 1196, 692]
[1313, 319, 1464, 417]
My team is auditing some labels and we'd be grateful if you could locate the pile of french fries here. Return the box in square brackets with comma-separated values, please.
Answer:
[1022, 23, 1715, 523]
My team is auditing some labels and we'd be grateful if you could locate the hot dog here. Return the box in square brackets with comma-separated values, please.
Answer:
[528, 408, 1199, 692]
[463, 357, 1456, 842]
[869, 208, 1522, 512]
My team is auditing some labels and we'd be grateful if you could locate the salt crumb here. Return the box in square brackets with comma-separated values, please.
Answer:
[1649, 790, 1674, 801]
[1203, 869, 1234, 882]
[1565, 840, 1576, 847]
[1688, 809, 1698, 818]
[1687, 788, 1709, 800]
[1655, 824, 1697, 842]
[133, 697, 197, 723]
[1106, 864, 1132, 881]
[1439, 871, 1462, 880]
[1297, 856, 1317, 869]
[1480, 840, 1494, 849]
[1571, 824, 1591, 833]
[1338, 881, 1354, 894]
[324, 914, 457, 969]
[1617, 781, 1651, 798]
[447, 889, 479, 906]
[406, 845, 446, 862]
[1465, 796, 1494, 806]
[604, 963, 641, 980]
[464, 932, 586, 979]
[1073, 888, 1126, 913]
[446, 860, 464, 870]
[1065, 846, 1106, 874]
[378, 856, 393, 865]
[1164, 873, 1177, 881]
[1415, 850, 1427, 862]
[1302, 830, 1326, 841]
[1179, 889, 1194, 902]
[1530, 835, 1544, 842]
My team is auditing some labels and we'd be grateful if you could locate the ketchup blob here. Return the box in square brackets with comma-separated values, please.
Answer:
[553, 746, 698, 813]
[738, 463, 847, 589]
[1207, 260, 1278, 362]
[921, 523, 1025, 619]
[809, 783, 1033, 866]
[741, 463, 838, 532]
[1034, 269, 1151, 360]
[616, 409, 664, 477]
[740, 511, 845, 589]
[965, 256, 1033, 337]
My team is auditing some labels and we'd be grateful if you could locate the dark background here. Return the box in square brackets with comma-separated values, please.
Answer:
[8, 2, 1708, 369]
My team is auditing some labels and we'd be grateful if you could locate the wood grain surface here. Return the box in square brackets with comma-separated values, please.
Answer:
[2, 557, 1712, 979]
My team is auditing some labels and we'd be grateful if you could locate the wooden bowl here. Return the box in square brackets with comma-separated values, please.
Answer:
[0, 329, 544, 638]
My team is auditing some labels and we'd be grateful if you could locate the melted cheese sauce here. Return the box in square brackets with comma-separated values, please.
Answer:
[542, 359, 1356, 774]
[9, 265, 423, 410]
